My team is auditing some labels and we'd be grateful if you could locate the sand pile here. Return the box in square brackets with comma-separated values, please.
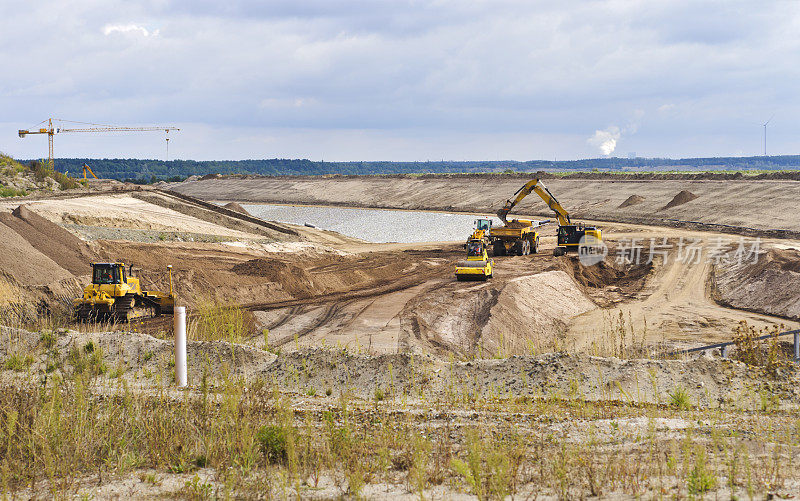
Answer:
[618, 194, 645, 208]
[231, 258, 315, 298]
[661, 190, 698, 210]
[0, 221, 73, 287]
[714, 248, 800, 319]
[401, 271, 596, 356]
[0, 205, 94, 276]
[0, 327, 278, 383]
[505, 220, 530, 229]
[563, 256, 652, 290]
[223, 202, 251, 216]
[481, 271, 596, 354]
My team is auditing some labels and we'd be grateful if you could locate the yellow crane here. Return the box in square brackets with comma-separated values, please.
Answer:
[18, 118, 179, 168]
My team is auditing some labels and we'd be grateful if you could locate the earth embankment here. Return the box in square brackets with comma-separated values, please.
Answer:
[169, 175, 800, 236]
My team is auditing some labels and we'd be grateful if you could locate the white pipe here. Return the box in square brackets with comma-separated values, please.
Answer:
[174, 306, 187, 387]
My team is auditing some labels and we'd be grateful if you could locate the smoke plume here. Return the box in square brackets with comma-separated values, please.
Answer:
[588, 126, 621, 155]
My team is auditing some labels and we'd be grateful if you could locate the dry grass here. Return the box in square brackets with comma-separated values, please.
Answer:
[0, 314, 799, 498]
[0, 370, 798, 498]
[188, 298, 254, 344]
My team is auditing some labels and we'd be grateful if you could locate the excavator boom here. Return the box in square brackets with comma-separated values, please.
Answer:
[496, 179, 571, 226]
[82, 163, 99, 180]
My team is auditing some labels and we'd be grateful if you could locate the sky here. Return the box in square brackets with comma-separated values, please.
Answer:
[1, 0, 799, 162]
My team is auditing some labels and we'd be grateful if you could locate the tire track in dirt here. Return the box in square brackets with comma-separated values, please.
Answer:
[271, 302, 348, 347]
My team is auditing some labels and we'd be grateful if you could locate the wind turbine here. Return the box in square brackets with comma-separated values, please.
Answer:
[762, 114, 774, 156]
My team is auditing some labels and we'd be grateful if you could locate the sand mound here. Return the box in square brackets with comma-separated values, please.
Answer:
[0, 205, 94, 276]
[231, 258, 315, 298]
[661, 190, 698, 210]
[0, 221, 73, 287]
[401, 271, 595, 356]
[0, 327, 278, 383]
[481, 271, 595, 354]
[618, 194, 645, 208]
[505, 220, 529, 229]
[562, 256, 652, 289]
[714, 248, 800, 319]
[223, 202, 251, 216]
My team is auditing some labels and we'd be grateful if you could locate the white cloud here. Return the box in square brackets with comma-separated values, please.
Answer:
[102, 23, 159, 37]
[3, 1, 800, 160]
[588, 127, 621, 156]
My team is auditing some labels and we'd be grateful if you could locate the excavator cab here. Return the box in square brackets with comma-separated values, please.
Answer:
[555, 223, 602, 256]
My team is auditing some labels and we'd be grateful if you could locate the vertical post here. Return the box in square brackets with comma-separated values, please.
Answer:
[794, 332, 799, 362]
[167, 265, 174, 297]
[174, 306, 187, 387]
[721, 345, 728, 359]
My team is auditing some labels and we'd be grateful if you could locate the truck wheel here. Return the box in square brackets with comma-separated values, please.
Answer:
[532, 238, 539, 254]
[553, 247, 566, 257]
[513, 240, 524, 256]
[493, 242, 505, 256]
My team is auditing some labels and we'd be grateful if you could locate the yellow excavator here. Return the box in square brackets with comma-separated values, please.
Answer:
[81, 163, 99, 181]
[74, 263, 176, 322]
[497, 179, 602, 256]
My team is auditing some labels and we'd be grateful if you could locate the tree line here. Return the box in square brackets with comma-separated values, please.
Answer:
[29, 155, 800, 182]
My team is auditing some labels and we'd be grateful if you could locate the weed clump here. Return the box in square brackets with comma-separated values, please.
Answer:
[669, 385, 691, 410]
[67, 341, 106, 375]
[732, 321, 791, 374]
[257, 425, 288, 464]
[191, 298, 254, 343]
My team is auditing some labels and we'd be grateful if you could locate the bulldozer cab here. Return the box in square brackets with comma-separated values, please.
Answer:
[92, 263, 126, 285]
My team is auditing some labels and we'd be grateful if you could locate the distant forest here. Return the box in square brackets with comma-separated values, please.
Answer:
[31, 155, 800, 182]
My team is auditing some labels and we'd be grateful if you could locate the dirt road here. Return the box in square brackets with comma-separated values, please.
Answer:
[245, 224, 798, 356]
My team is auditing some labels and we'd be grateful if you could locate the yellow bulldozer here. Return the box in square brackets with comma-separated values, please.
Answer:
[74, 263, 176, 322]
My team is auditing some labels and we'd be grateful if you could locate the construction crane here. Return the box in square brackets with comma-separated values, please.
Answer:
[18, 118, 179, 168]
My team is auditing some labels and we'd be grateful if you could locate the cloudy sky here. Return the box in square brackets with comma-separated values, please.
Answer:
[1, 1, 799, 162]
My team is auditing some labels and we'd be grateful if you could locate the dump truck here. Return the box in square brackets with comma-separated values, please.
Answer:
[455, 238, 494, 281]
[496, 179, 602, 256]
[465, 216, 546, 256]
[489, 218, 546, 256]
[74, 263, 176, 322]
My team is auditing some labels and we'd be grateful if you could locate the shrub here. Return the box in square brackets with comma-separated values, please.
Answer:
[257, 425, 288, 464]
[669, 385, 691, 410]
[4, 353, 34, 371]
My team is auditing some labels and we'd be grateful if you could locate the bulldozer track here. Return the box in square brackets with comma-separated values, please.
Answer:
[243, 272, 448, 312]
[271, 302, 347, 347]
